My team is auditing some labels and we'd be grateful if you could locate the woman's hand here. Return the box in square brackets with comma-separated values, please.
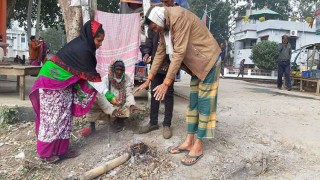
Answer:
[110, 97, 120, 106]
[112, 109, 124, 117]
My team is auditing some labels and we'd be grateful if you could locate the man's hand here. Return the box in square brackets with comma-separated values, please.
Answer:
[153, 83, 168, 101]
[134, 79, 151, 94]
[110, 97, 120, 106]
[143, 54, 150, 63]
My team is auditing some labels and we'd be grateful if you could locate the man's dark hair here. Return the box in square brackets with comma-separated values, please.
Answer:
[30, 36, 36, 40]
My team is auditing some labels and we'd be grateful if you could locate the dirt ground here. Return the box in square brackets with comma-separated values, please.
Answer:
[1, 78, 320, 179]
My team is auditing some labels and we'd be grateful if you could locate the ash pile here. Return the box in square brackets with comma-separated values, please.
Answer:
[104, 141, 177, 179]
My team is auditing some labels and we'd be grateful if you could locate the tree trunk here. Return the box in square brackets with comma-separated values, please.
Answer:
[90, 0, 97, 19]
[58, 0, 82, 42]
[27, 0, 33, 40]
[7, 0, 17, 24]
[35, 0, 41, 39]
[91, 0, 97, 10]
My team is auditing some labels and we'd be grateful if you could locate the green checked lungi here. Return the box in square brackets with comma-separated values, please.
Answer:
[186, 59, 221, 139]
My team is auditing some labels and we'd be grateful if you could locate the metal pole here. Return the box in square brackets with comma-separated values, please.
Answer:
[143, 0, 151, 37]
[209, 13, 212, 31]
[82, 0, 91, 25]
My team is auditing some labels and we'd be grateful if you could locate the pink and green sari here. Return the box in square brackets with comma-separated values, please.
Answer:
[29, 60, 97, 158]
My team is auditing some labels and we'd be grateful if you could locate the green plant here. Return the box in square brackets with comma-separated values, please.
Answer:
[0, 106, 19, 127]
[250, 41, 278, 70]
[291, 16, 298, 21]
[243, 16, 249, 23]
[306, 16, 313, 23]
[131, 111, 144, 121]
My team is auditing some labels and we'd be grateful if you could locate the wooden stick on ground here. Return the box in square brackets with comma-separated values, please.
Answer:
[79, 153, 131, 180]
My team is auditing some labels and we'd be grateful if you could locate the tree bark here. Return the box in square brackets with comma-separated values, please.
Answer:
[27, 0, 33, 41]
[58, 0, 82, 42]
[6, 0, 17, 25]
[35, 0, 41, 39]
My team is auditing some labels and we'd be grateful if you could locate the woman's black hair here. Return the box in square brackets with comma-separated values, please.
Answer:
[94, 27, 105, 38]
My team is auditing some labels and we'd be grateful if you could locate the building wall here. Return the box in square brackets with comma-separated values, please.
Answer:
[6, 28, 29, 58]
[233, 19, 320, 68]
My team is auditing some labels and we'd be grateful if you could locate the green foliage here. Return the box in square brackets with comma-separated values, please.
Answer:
[250, 41, 278, 70]
[189, 0, 232, 44]
[291, 0, 316, 21]
[0, 106, 19, 127]
[40, 27, 66, 54]
[253, 0, 292, 20]
[11, 0, 119, 30]
[7, 0, 17, 27]
[97, 0, 119, 13]
[13, 0, 64, 30]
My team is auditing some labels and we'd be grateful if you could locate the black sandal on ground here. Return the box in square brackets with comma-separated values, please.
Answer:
[181, 153, 204, 166]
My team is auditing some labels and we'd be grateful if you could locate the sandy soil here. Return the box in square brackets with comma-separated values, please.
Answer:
[1, 79, 320, 179]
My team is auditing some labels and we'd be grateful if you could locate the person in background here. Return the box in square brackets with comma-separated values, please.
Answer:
[138, 0, 179, 139]
[14, 55, 20, 63]
[220, 43, 226, 78]
[277, 35, 292, 91]
[0, 34, 9, 62]
[38, 37, 49, 64]
[21, 55, 26, 64]
[29, 36, 41, 66]
[136, 6, 221, 166]
[29, 20, 119, 163]
[82, 59, 140, 135]
[237, 59, 245, 78]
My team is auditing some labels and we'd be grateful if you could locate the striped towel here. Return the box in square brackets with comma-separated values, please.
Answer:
[94, 11, 141, 80]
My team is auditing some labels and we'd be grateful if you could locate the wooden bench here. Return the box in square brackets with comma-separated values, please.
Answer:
[291, 76, 320, 95]
[0, 65, 41, 100]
